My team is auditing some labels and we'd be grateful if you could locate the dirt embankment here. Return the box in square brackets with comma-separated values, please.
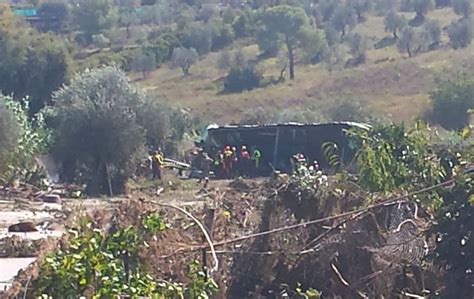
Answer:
[2, 176, 444, 298]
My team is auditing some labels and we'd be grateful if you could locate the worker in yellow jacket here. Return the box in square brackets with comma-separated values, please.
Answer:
[152, 150, 164, 180]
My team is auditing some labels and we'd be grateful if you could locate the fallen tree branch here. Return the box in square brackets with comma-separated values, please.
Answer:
[158, 179, 455, 256]
[331, 262, 350, 286]
[150, 201, 219, 273]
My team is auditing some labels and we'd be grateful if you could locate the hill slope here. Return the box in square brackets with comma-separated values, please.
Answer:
[137, 7, 474, 124]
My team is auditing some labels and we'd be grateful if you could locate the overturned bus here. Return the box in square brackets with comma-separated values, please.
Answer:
[199, 122, 371, 174]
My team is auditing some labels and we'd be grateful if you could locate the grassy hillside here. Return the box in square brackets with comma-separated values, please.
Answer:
[136, 7, 474, 124]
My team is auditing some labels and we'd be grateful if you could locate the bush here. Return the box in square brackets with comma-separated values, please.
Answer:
[448, 18, 473, 49]
[181, 25, 213, 55]
[239, 106, 326, 125]
[348, 33, 369, 65]
[453, 0, 472, 18]
[50, 66, 182, 195]
[429, 74, 474, 130]
[37, 1, 70, 31]
[326, 100, 373, 122]
[233, 13, 255, 38]
[210, 21, 235, 51]
[256, 28, 280, 57]
[0, 99, 21, 180]
[0, 96, 48, 183]
[92, 34, 110, 48]
[422, 19, 442, 49]
[131, 51, 157, 79]
[223, 67, 261, 93]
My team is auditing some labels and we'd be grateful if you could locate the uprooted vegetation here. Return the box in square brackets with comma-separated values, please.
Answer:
[3, 122, 473, 298]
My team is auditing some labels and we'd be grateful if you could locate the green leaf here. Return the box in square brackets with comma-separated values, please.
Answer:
[79, 277, 87, 286]
[459, 126, 471, 139]
[468, 194, 474, 205]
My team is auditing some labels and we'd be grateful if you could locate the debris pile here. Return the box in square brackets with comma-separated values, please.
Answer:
[2, 175, 446, 297]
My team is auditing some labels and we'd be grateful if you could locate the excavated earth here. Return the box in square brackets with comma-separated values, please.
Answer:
[0, 176, 444, 298]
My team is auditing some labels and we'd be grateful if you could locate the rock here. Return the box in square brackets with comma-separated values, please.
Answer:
[41, 194, 61, 204]
[8, 222, 38, 233]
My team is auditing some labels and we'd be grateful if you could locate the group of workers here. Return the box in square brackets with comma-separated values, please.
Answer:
[212, 145, 262, 179]
[291, 153, 322, 176]
[191, 145, 262, 184]
[147, 146, 322, 189]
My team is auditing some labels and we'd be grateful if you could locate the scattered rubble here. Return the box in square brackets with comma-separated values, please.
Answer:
[0, 176, 447, 297]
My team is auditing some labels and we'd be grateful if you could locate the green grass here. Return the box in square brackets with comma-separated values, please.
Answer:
[133, 7, 474, 125]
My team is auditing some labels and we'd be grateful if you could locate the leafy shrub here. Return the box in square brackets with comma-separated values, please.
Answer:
[33, 212, 218, 298]
[347, 122, 446, 207]
[233, 13, 255, 37]
[348, 33, 369, 65]
[432, 174, 474, 298]
[422, 19, 442, 49]
[210, 21, 235, 51]
[181, 25, 213, 55]
[326, 100, 372, 122]
[453, 0, 472, 18]
[429, 74, 474, 130]
[448, 18, 473, 49]
[0, 96, 49, 183]
[239, 106, 326, 125]
[92, 33, 110, 48]
[223, 67, 261, 93]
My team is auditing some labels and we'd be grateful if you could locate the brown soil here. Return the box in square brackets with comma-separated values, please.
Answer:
[2, 177, 444, 298]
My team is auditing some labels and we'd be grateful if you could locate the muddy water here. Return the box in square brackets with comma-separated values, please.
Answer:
[0, 257, 36, 291]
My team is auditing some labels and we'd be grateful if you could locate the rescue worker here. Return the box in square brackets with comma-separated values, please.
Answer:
[239, 145, 251, 177]
[231, 146, 239, 178]
[291, 153, 307, 175]
[213, 150, 224, 178]
[152, 149, 164, 180]
[308, 160, 321, 176]
[251, 146, 262, 176]
[223, 145, 234, 178]
[199, 152, 213, 188]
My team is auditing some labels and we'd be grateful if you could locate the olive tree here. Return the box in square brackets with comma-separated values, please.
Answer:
[73, 0, 117, 38]
[131, 51, 157, 79]
[170, 47, 199, 75]
[384, 10, 408, 38]
[397, 27, 424, 57]
[411, 0, 435, 23]
[50, 66, 171, 195]
[258, 5, 325, 80]
[453, 0, 472, 18]
[330, 5, 357, 40]
[350, 0, 372, 22]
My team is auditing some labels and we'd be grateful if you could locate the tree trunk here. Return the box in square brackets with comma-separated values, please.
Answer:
[393, 29, 398, 39]
[341, 27, 346, 41]
[407, 45, 412, 58]
[181, 66, 189, 75]
[278, 66, 286, 82]
[286, 38, 295, 80]
[126, 23, 131, 40]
